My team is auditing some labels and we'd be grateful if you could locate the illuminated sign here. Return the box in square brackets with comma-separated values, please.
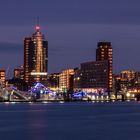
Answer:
[30, 72, 47, 76]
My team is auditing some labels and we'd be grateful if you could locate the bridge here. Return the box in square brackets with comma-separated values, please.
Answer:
[0, 87, 28, 101]
[0, 83, 59, 102]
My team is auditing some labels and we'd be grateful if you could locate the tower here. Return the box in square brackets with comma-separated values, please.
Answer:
[24, 24, 48, 87]
[96, 42, 113, 94]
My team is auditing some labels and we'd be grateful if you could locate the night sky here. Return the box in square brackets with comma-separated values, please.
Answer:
[0, 0, 140, 77]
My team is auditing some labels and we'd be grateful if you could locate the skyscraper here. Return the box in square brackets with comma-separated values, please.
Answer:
[96, 42, 113, 93]
[24, 25, 48, 86]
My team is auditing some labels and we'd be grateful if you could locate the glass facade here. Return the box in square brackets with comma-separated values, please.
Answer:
[24, 26, 48, 86]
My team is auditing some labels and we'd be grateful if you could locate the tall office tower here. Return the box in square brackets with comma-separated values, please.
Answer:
[96, 42, 113, 93]
[24, 25, 48, 86]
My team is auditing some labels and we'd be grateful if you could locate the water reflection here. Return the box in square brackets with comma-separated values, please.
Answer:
[0, 102, 140, 140]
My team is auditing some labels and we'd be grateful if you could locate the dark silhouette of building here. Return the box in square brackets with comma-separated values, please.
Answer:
[24, 25, 48, 87]
[74, 61, 109, 93]
[96, 42, 113, 93]
[47, 73, 59, 91]
[14, 66, 24, 79]
[8, 78, 28, 91]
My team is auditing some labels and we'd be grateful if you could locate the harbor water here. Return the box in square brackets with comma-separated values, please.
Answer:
[0, 101, 140, 140]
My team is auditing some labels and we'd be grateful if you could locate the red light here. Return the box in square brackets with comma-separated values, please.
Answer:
[36, 26, 40, 30]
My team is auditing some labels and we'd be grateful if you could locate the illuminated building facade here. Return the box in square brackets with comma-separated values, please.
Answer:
[47, 73, 59, 91]
[59, 69, 74, 92]
[74, 61, 109, 93]
[119, 70, 136, 95]
[120, 70, 135, 81]
[24, 25, 48, 86]
[14, 66, 24, 79]
[96, 42, 113, 93]
[113, 70, 137, 98]
[0, 69, 6, 87]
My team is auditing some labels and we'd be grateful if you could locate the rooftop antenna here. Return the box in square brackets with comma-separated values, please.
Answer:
[37, 16, 40, 26]
[36, 17, 40, 31]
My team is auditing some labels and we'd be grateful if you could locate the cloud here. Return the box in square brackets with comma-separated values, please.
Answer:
[0, 42, 22, 53]
[0, 0, 140, 25]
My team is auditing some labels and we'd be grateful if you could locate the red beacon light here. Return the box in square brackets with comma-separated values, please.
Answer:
[36, 26, 40, 30]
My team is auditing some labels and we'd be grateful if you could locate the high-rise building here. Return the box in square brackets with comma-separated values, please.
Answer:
[24, 25, 48, 86]
[96, 42, 113, 93]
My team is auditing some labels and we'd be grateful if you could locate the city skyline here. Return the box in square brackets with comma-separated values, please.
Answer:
[0, 0, 140, 77]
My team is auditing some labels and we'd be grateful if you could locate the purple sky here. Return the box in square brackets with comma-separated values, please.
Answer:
[0, 0, 140, 77]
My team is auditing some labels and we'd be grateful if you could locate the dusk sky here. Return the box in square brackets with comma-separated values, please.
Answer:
[0, 0, 140, 77]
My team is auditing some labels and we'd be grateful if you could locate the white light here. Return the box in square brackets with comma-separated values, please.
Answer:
[11, 102, 16, 104]
[96, 96, 99, 100]
[101, 96, 104, 100]
[43, 101, 48, 104]
[4, 102, 10, 105]
[40, 90, 43, 94]
[132, 94, 135, 97]
[30, 72, 48, 76]
[126, 92, 130, 97]
[91, 95, 95, 100]
[60, 101, 64, 104]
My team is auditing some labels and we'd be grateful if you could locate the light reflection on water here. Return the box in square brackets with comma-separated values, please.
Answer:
[0, 102, 140, 140]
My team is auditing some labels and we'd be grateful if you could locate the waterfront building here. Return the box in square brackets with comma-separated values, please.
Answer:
[14, 66, 24, 79]
[73, 68, 81, 90]
[47, 73, 59, 91]
[120, 70, 135, 91]
[0, 69, 6, 87]
[24, 25, 48, 87]
[135, 72, 140, 84]
[96, 42, 113, 93]
[113, 70, 136, 99]
[74, 61, 109, 94]
[127, 71, 140, 96]
[8, 78, 27, 91]
[120, 70, 136, 81]
[59, 69, 74, 93]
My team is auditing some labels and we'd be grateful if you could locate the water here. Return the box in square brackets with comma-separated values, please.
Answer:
[0, 101, 140, 140]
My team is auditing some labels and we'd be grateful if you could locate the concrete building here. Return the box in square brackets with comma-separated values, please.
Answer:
[59, 69, 74, 93]
[74, 61, 109, 94]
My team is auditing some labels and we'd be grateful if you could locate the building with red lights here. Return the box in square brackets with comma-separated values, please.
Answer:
[24, 25, 48, 86]
[96, 42, 113, 93]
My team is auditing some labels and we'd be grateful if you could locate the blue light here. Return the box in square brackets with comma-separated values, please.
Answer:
[72, 91, 87, 98]
[29, 82, 56, 97]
